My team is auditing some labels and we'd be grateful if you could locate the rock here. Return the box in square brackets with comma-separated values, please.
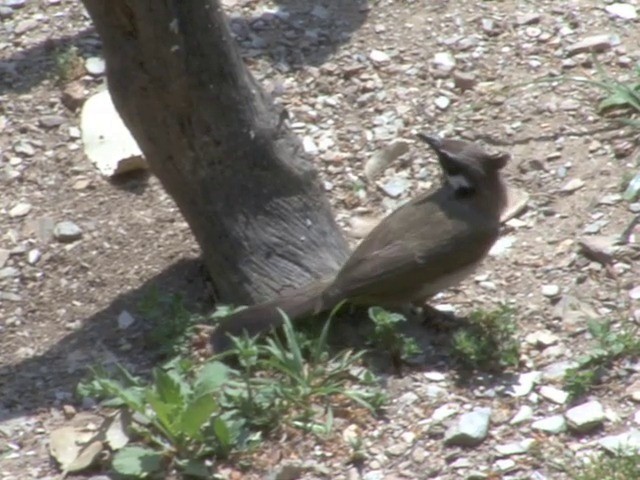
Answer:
[565, 400, 605, 433]
[117, 310, 136, 329]
[444, 408, 491, 447]
[510, 405, 534, 424]
[501, 186, 529, 222]
[0, 6, 12, 18]
[81, 89, 146, 176]
[0, 249, 9, 269]
[598, 429, 640, 455]
[431, 403, 460, 422]
[0, 267, 19, 279]
[539, 385, 569, 404]
[14, 141, 35, 157]
[53, 221, 82, 242]
[61, 81, 86, 111]
[605, 3, 637, 20]
[369, 49, 391, 65]
[578, 235, 619, 265]
[27, 249, 41, 265]
[38, 115, 65, 129]
[489, 235, 516, 257]
[302, 136, 318, 155]
[431, 52, 456, 73]
[541, 284, 560, 298]
[434, 96, 450, 110]
[552, 295, 598, 326]
[560, 178, 585, 193]
[516, 13, 541, 26]
[481, 18, 502, 36]
[566, 34, 616, 56]
[531, 415, 566, 434]
[84, 57, 106, 76]
[507, 371, 542, 397]
[629, 286, 640, 300]
[598, 193, 622, 205]
[379, 177, 410, 198]
[2, 0, 26, 7]
[542, 360, 580, 381]
[453, 71, 477, 91]
[15, 18, 38, 35]
[310, 4, 330, 19]
[8, 202, 31, 218]
[525, 330, 559, 348]
[495, 439, 534, 456]
[494, 459, 516, 472]
[364, 140, 409, 181]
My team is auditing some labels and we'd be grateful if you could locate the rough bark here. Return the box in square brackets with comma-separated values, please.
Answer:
[80, 0, 350, 304]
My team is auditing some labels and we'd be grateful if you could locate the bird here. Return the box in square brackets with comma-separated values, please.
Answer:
[209, 133, 510, 352]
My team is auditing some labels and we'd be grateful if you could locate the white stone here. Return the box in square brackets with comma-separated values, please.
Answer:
[508, 371, 542, 397]
[539, 385, 569, 404]
[444, 408, 492, 447]
[434, 96, 450, 110]
[431, 403, 459, 422]
[8, 202, 31, 218]
[606, 3, 637, 20]
[432, 52, 456, 71]
[369, 49, 391, 64]
[531, 414, 566, 434]
[117, 310, 136, 329]
[566, 400, 605, 433]
[27, 249, 41, 265]
[541, 284, 560, 297]
[510, 405, 534, 425]
[81, 89, 146, 177]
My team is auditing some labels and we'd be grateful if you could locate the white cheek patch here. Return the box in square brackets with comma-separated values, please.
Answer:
[446, 173, 473, 191]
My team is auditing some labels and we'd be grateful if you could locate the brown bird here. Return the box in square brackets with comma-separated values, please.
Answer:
[210, 134, 510, 352]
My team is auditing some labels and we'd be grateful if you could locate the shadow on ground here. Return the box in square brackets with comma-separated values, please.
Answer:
[0, 0, 368, 95]
[0, 258, 209, 421]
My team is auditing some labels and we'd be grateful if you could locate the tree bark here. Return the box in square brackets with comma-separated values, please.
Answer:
[80, 0, 350, 304]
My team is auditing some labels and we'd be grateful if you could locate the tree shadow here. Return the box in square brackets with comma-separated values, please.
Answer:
[0, 258, 211, 422]
[0, 0, 369, 95]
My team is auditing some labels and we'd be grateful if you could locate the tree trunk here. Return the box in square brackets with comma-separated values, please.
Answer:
[80, 0, 350, 304]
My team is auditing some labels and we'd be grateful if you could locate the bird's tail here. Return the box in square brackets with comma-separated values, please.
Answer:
[210, 279, 333, 353]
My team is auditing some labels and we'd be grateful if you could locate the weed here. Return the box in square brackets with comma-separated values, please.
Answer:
[450, 306, 520, 372]
[77, 312, 383, 478]
[570, 452, 640, 480]
[564, 319, 640, 400]
[368, 307, 421, 366]
[54, 45, 84, 84]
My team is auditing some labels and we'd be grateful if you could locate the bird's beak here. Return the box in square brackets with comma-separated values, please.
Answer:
[416, 133, 442, 152]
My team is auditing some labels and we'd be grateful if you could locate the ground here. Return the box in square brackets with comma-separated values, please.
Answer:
[1, 0, 640, 479]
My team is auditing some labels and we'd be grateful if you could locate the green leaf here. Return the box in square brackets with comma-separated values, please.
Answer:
[179, 459, 210, 478]
[112, 445, 164, 478]
[154, 368, 189, 405]
[193, 361, 230, 397]
[213, 417, 231, 448]
[145, 391, 179, 437]
[179, 394, 218, 439]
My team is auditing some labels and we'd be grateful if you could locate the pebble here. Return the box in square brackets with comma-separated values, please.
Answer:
[0, 249, 9, 269]
[452, 71, 476, 91]
[27, 249, 41, 265]
[8, 202, 32, 218]
[605, 3, 637, 20]
[0, 6, 13, 18]
[0, 267, 19, 279]
[566, 34, 615, 56]
[565, 400, 605, 433]
[85, 57, 106, 76]
[539, 385, 569, 405]
[444, 408, 492, 447]
[541, 284, 560, 298]
[369, 49, 391, 65]
[525, 330, 559, 348]
[560, 178, 584, 193]
[14, 141, 35, 157]
[628, 286, 640, 300]
[431, 403, 459, 422]
[495, 439, 534, 456]
[38, 115, 65, 129]
[14, 18, 38, 35]
[53, 221, 83, 242]
[510, 405, 534, 425]
[380, 177, 410, 198]
[531, 415, 566, 434]
[434, 96, 450, 110]
[432, 52, 456, 72]
[508, 371, 541, 397]
[599, 429, 640, 455]
[2, 0, 26, 7]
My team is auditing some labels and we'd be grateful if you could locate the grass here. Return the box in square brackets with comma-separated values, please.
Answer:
[450, 306, 520, 372]
[564, 319, 640, 401]
[77, 306, 384, 479]
[53, 45, 85, 84]
[570, 452, 640, 480]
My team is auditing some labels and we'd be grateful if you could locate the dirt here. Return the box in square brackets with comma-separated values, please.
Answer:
[1, 0, 640, 479]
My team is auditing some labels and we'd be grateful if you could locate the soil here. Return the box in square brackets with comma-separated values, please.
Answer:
[1, 0, 640, 479]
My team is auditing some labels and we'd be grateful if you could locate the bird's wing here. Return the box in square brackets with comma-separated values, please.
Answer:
[325, 196, 499, 302]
